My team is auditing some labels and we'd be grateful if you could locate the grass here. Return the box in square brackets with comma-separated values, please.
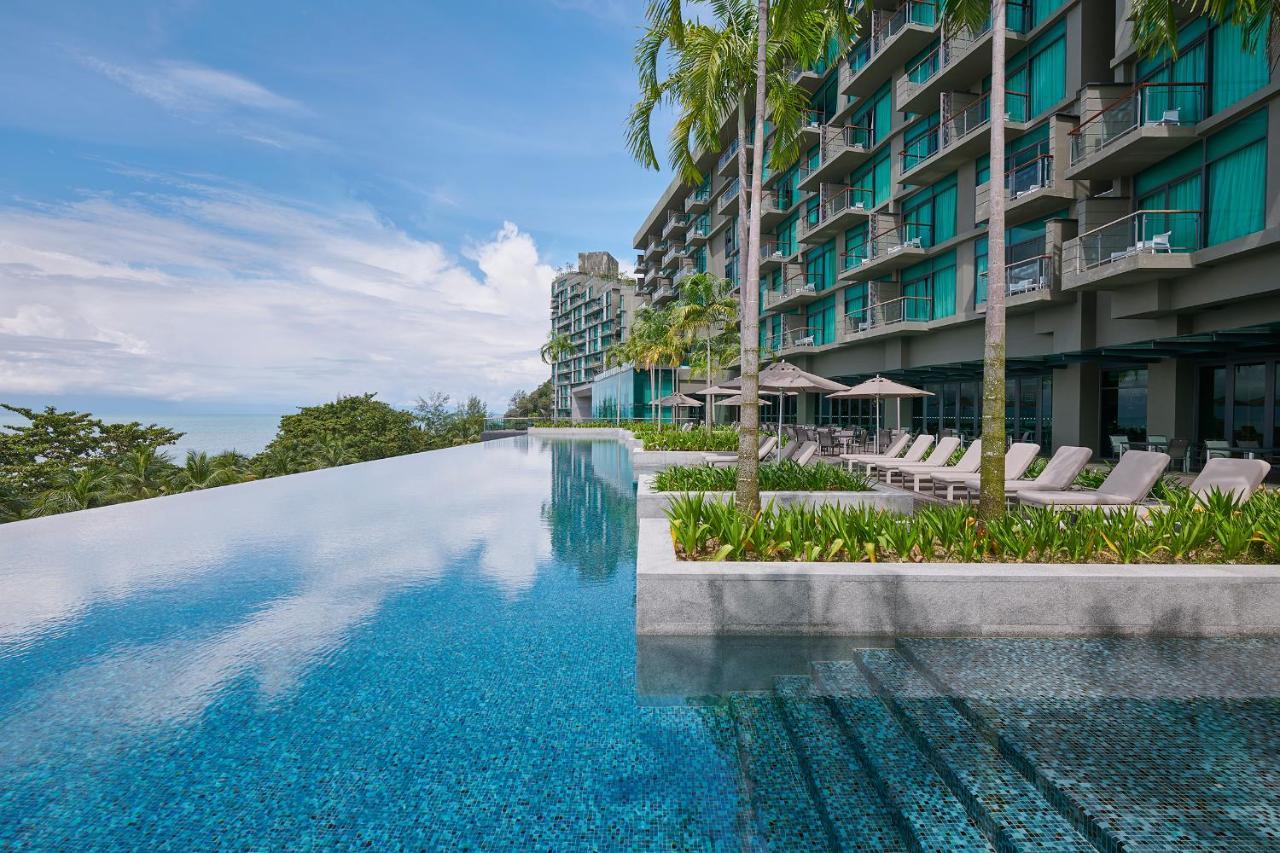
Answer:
[653, 461, 872, 492]
[665, 486, 1280, 564]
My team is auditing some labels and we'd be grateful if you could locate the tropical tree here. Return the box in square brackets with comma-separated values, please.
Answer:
[1131, 0, 1276, 64]
[170, 451, 245, 492]
[115, 446, 176, 500]
[539, 331, 576, 366]
[308, 436, 358, 469]
[670, 273, 739, 428]
[29, 466, 118, 516]
[629, 0, 852, 510]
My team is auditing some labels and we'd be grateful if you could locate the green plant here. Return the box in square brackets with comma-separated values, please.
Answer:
[638, 427, 740, 452]
[653, 461, 871, 492]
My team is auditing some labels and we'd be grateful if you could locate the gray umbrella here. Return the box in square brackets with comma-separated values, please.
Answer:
[720, 361, 848, 458]
[826, 375, 932, 453]
[656, 392, 703, 424]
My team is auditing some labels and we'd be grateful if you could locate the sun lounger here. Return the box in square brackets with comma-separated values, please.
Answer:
[792, 441, 819, 467]
[874, 437, 961, 485]
[931, 442, 1047, 501]
[846, 434, 934, 478]
[898, 439, 981, 492]
[1114, 457, 1273, 517]
[1019, 449, 1169, 508]
[840, 432, 911, 467]
[704, 435, 777, 467]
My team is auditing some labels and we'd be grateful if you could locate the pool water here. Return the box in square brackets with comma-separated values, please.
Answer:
[1, 437, 1277, 850]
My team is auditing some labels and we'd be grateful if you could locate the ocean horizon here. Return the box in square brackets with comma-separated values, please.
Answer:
[0, 410, 284, 458]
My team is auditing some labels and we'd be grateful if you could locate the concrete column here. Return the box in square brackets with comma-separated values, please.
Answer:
[1146, 358, 1195, 439]
[1052, 363, 1101, 454]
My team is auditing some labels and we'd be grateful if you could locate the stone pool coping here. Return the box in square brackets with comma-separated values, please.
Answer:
[636, 518, 1280, 637]
[635, 474, 914, 519]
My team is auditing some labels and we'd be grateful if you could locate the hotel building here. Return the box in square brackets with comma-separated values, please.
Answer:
[628, 0, 1280, 457]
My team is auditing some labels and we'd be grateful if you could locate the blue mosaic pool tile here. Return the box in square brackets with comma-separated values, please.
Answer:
[813, 661, 996, 852]
[857, 649, 1095, 851]
[726, 692, 831, 851]
[772, 675, 910, 851]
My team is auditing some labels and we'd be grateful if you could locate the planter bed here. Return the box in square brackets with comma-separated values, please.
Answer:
[636, 518, 1280, 637]
[635, 474, 914, 519]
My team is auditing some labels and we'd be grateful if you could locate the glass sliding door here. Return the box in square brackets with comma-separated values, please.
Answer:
[1232, 363, 1266, 444]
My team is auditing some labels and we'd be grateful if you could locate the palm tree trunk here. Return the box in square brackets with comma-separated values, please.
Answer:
[649, 364, 657, 424]
[735, 1, 769, 515]
[978, 0, 1009, 520]
[705, 331, 713, 430]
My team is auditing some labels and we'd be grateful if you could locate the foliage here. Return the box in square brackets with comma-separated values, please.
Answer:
[634, 425, 740, 451]
[256, 394, 423, 471]
[666, 487, 1280, 564]
[412, 392, 488, 450]
[1129, 0, 1274, 67]
[654, 461, 871, 492]
[506, 381, 554, 419]
[540, 332, 576, 365]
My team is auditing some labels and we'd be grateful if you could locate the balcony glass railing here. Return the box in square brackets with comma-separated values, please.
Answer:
[1073, 209, 1201, 271]
[843, 296, 934, 333]
[905, 0, 1030, 89]
[765, 279, 817, 307]
[941, 90, 1030, 149]
[1005, 147, 1053, 199]
[871, 0, 939, 54]
[1069, 82, 1207, 164]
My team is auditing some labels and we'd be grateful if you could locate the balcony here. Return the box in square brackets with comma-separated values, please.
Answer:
[765, 327, 821, 355]
[634, 253, 648, 274]
[900, 90, 1030, 185]
[896, 6, 1030, 115]
[976, 234, 1061, 313]
[717, 137, 753, 178]
[661, 212, 691, 238]
[1062, 209, 1199, 290]
[1066, 83, 1206, 180]
[644, 237, 669, 260]
[686, 220, 711, 244]
[975, 130, 1075, 224]
[840, 0, 939, 99]
[764, 276, 821, 311]
[660, 243, 691, 270]
[651, 280, 678, 305]
[684, 186, 712, 213]
[759, 241, 801, 273]
[798, 110, 827, 148]
[839, 216, 931, 281]
[717, 179, 742, 215]
[673, 261, 700, 286]
[760, 189, 801, 229]
[797, 123, 873, 191]
[799, 186, 876, 244]
[840, 296, 934, 342]
[789, 62, 827, 93]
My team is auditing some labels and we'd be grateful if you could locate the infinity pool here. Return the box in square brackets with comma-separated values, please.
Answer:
[1, 437, 1277, 850]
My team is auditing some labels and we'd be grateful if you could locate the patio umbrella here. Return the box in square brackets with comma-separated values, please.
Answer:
[656, 392, 703, 424]
[714, 394, 773, 407]
[826, 375, 933, 453]
[720, 361, 848, 458]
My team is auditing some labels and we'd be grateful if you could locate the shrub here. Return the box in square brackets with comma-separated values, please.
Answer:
[653, 461, 871, 492]
[665, 487, 1280, 565]
[636, 427, 739, 452]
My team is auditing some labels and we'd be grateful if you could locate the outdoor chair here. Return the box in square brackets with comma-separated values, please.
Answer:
[1109, 434, 1130, 459]
[898, 439, 980, 492]
[1019, 449, 1170, 508]
[874, 437, 961, 485]
[1203, 440, 1232, 463]
[792, 441, 820, 467]
[849, 434, 934, 479]
[931, 442, 1047, 501]
[704, 435, 777, 467]
[1146, 434, 1168, 450]
[840, 432, 912, 471]
[1167, 438, 1190, 473]
[817, 429, 837, 457]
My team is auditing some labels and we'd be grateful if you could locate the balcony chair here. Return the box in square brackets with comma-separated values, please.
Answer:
[1019, 449, 1170, 509]
[930, 442, 1044, 501]
[1203, 440, 1232, 463]
[1166, 437, 1190, 472]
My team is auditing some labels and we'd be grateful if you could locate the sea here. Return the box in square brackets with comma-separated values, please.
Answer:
[0, 411, 284, 459]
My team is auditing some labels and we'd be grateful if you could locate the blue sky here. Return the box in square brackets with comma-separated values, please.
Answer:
[0, 0, 676, 412]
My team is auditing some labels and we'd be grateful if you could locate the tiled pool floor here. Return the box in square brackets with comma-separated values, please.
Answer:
[1, 437, 1277, 850]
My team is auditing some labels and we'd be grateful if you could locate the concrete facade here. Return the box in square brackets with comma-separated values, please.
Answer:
[631, 0, 1280, 458]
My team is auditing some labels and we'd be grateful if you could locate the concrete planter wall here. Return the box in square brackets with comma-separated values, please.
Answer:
[526, 428, 736, 473]
[636, 518, 1280, 638]
[635, 474, 914, 519]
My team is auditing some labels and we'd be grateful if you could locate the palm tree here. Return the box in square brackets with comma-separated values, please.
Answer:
[309, 435, 358, 469]
[670, 272, 739, 428]
[29, 466, 118, 516]
[630, 0, 851, 510]
[170, 451, 244, 492]
[115, 446, 175, 500]
[254, 445, 306, 478]
[540, 332, 576, 366]
[1132, 0, 1276, 65]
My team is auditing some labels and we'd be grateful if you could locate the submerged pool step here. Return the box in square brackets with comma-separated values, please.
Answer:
[773, 675, 912, 851]
[854, 650, 1099, 852]
[727, 693, 835, 851]
[812, 661, 996, 852]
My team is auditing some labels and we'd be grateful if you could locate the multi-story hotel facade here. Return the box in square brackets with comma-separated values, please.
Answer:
[630, 0, 1280, 457]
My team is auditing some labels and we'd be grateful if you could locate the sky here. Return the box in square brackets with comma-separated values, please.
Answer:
[0, 0, 676, 414]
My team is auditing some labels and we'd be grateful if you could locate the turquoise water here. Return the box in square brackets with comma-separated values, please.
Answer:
[0, 437, 1278, 849]
[0, 411, 282, 457]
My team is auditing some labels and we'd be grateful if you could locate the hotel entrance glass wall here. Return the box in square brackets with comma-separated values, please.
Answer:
[1196, 359, 1279, 449]
[908, 375, 1052, 447]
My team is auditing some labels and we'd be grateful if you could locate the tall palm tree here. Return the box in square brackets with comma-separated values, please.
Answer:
[670, 273, 739, 428]
[540, 332, 576, 366]
[940, 0, 1010, 519]
[630, 0, 851, 510]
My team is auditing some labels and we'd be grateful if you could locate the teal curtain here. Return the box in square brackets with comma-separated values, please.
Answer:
[934, 181, 957, 243]
[1007, 67, 1030, 121]
[1139, 175, 1202, 250]
[872, 154, 892, 206]
[1212, 20, 1269, 112]
[932, 263, 957, 318]
[974, 236, 989, 305]
[1208, 139, 1266, 245]
[1030, 0, 1065, 28]
[902, 276, 930, 320]
[844, 283, 868, 318]
[1028, 36, 1066, 116]
[873, 87, 892, 145]
[808, 295, 837, 344]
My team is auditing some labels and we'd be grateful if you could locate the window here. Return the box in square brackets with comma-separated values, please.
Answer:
[900, 174, 957, 248]
[843, 221, 869, 274]
[805, 241, 836, 291]
[850, 83, 892, 147]
[1139, 15, 1269, 116]
[849, 150, 892, 210]
[1005, 21, 1066, 120]
[1233, 363, 1267, 443]
[1198, 366, 1227, 441]
[1101, 368, 1149, 443]
[843, 282, 868, 322]
[807, 294, 838, 345]
[902, 113, 940, 171]
[975, 209, 1068, 304]
[900, 251, 957, 319]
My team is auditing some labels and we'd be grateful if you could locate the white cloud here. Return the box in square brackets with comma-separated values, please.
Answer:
[79, 56, 306, 115]
[0, 178, 558, 409]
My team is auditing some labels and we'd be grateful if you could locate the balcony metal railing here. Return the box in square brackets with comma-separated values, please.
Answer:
[1072, 209, 1202, 271]
[978, 254, 1054, 297]
[901, 124, 940, 172]
[765, 328, 820, 351]
[941, 90, 1030, 150]
[662, 212, 691, 236]
[765, 278, 817, 308]
[718, 138, 742, 171]
[846, 221, 932, 268]
[1069, 82, 1208, 165]
[718, 179, 741, 213]
[843, 296, 934, 334]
